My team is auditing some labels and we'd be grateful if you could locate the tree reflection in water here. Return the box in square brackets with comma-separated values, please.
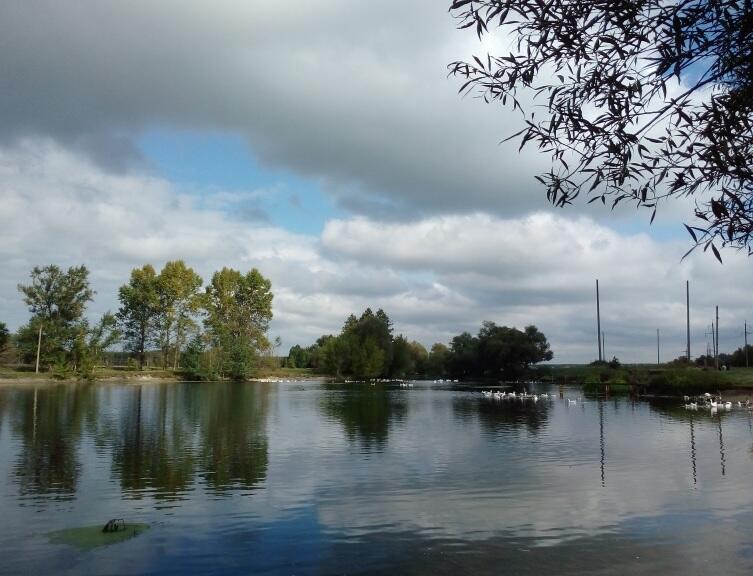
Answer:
[453, 394, 551, 435]
[12, 384, 97, 500]
[322, 385, 407, 451]
[198, 382, 269, 493]
[110, 385, 197, 500]
[110, 382, 270, 498]
[6, 381, 271, 502]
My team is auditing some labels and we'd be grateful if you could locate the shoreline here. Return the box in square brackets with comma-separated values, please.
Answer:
[0, 374, 327, 387]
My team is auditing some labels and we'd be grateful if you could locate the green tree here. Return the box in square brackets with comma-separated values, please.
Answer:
[449, 0, 753, 258]
[287, 344, 312, 369]
[446, 322, 553, 379]
[203, 267, 273, 380]
[729, 345, 753, 367]
[0, 322, 9, 356]
[426, 343, 450, 378]
[117, 265, 160, 370]
[351, 336, 385, 380]
[448, 332, 479, 378]
[180, 332, 207, 379]
[71, 313, 121, 380]
[476, 322, 553, 378]
[156, 261, 203, 369]
[390, 335, 414, 378]
[408, 341, 429, 375]
[17, 265, 94, 370]
[320, 334, 352, 379]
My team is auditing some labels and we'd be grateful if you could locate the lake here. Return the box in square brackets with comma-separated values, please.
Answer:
[1, 380, 752, 575]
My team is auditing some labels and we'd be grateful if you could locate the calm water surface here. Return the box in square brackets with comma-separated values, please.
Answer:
[1, 380, 753, 575]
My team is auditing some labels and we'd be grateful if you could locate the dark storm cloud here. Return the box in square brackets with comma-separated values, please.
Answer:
[0, 0, 555, 219]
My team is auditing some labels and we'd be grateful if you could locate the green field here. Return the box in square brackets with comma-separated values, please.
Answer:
[545, 364, 753, 395]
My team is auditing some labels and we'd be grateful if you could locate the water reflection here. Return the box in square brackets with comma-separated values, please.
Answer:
[453, 394, 551, 434]
[690, 415, 697, 485]
[598, 400, 606, 487]
[321, 385, 407, 451]
[197, 382, 269, 492]
[110, 386, 196, 500]
[2, 381, 753, 575]
[11, 384, 96, 499]
[5, 382, 270, 502]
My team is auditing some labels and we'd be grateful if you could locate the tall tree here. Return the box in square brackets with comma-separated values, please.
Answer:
[426, 343, 450, 378]
[17, 265, 94, 370]
[117, 265, 160, 369]
[71, 313, 121, 380]
[0, 322, 9, 355]
[156, 261, 203, 369]
[450, 0, 753, 258]
[445, 322, 553, 379]
[203, 267, 273, 380]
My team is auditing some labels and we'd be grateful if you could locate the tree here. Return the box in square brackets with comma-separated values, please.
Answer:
[448, 332, 479, 378]
[156, 261, 203, 369]
[287, 344, 305, 369]
[17, 265, 94, 370]
[444, 322, 553, 379]
[316, 309, 400, 380]
[729, 344, 753, 367]
[71, 313, 121, 380]
[476, 322, 553, 378]
[390, 336, 411, 378]
[426, 343, 450, 377]
[203, 267, 273, 380]
[117, 265, 160, 370]
[408, 341, 429, 375]
[0, 322, 8, 355]
[320, 334, 352, 379]
[449, 0, 753, 259]
[351, 336, 385, 380]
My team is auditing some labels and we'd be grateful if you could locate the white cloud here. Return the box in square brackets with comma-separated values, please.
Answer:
[1, 140, 751, 363]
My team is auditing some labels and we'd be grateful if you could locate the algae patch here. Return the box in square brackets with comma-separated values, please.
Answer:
[48, 523, 150, 550]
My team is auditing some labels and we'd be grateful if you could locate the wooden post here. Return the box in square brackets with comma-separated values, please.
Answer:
[596, 279, 602, 362]
[35, 325, 42, 374]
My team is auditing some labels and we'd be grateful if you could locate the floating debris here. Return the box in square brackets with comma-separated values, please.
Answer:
[49, 521, 150, 550]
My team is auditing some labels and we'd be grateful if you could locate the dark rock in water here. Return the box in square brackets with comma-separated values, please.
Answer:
[102, 518, 125, 533]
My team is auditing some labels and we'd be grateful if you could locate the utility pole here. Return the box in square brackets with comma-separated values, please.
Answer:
[596, 279, 602, 362]
[686, 280, 691, 363]
[657, 329, 660, 366]
[716, 306, 720, 370]
[35, 325, 42, 374]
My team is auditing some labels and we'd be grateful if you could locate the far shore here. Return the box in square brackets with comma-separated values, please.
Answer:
[0, 366, 323, 387]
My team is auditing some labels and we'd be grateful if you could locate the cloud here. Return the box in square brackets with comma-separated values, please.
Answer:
[0, 0, 565, 220]
[1, 140, 751, 363]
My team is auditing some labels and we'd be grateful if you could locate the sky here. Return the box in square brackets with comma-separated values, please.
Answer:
[0, 0, 751, 363]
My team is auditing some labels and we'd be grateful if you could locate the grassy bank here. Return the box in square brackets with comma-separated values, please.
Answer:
[545, 364, 753, 395]
[0, 364, 317, 383]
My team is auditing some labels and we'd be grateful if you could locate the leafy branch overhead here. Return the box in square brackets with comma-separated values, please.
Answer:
[449, 0, 753, 261]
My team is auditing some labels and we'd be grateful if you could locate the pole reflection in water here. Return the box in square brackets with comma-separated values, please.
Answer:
[598, 400, 606, 488]
[717, 412, 726, 477]
[689, 415, 697, 486]
[3, 381, 753, 576]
